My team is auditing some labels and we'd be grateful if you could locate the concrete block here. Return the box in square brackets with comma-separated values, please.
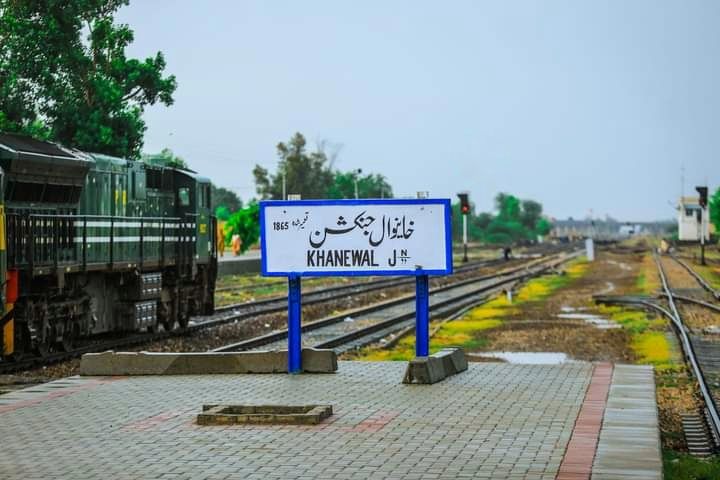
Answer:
[437, 347, 468, 373]
[403, 348, 468, 384]
[302, 347, 338, 373]
[197, 404, 333, 425]
[80, 349, 338, 376]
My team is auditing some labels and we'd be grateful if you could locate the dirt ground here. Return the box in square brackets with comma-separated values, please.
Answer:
[477, 251, 643, 362]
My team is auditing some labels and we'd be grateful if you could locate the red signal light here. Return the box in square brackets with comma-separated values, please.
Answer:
[457, 192, 470, 215]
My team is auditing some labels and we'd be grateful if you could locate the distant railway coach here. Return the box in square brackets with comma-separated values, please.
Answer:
[0, 134, 217, 359]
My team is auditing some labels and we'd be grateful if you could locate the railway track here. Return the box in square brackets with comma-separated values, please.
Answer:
[655, 254, 720, 455]
[670, 254, 720, 300]
[0, 254, 555, 374]
[214, 250, 582, 354]
[598, 253, 720, 455]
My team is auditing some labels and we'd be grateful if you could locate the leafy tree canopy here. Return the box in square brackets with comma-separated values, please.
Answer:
[453, 192, 553, 245]
[0, 0, 176, 158]
[326, 171, 393, 199]
[224, 201, 260, 254]
[710, 187, 720, 234]
[253, 133, 334, 200]
[253, 132, 394, 200]
[212, 185, 242, 217]
[141, 148, 187, 168]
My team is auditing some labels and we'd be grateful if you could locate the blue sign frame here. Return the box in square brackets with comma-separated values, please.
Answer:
[259, 198, 454, 277]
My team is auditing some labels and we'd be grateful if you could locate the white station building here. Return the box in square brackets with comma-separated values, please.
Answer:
[677, 196, 712, 241]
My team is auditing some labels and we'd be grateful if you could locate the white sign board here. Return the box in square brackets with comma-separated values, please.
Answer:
[260, 199, 453, 276]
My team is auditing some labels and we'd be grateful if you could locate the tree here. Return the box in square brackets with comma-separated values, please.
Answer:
[224, 201, 260, 253]
[452, 192, 554, 244]
[215, 205, 231, 222]
[253, 132, 334, 199]
[0, 0, 176, 158]
[142, 148, 187, 168]
[326, 171, 393, 199]
[495, 193, 521, 221]
[710, 187, 720, 235]
[211, 185, 242, 216]
[535, 217, 552, 237]
[520, 200, 543, 231]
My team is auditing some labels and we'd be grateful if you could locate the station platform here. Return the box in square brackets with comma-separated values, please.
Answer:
[0, 361, 661, 480]
[218, 250, 261, 276]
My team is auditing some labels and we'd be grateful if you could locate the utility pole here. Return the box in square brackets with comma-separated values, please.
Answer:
[282, 163, 287, 201]
[457, 192, 470, 263]
[354, 168, 362, 199]
[697, 186, 708, 266]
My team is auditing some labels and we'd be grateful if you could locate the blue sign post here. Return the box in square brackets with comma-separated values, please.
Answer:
[260, 199, 452, 373]
[415, 275, 430, 357]
[287, 275, 302, 373]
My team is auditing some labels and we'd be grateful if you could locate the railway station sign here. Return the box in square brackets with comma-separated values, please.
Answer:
[259, 198, 453, 374]
[260, 199, 453, 276]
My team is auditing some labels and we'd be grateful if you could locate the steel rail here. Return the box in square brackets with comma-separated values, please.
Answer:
[214, 252, 579, 353]
[597, 256, 720, 445]
[655, 254, 720, 443]
[670, 254, 720, 300]
[659, 293, 720, 314]
[212, 257, 506, 305]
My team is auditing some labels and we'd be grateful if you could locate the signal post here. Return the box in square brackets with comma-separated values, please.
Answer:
[697, 186, 708, 266]
[457, 192, 470, 263]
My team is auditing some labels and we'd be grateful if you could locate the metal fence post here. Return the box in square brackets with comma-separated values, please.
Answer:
[288, 275, 302, 373]
[415, 274, 430, 357]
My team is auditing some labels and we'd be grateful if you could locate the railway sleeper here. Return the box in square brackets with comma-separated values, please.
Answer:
[681, 412, 717, 456]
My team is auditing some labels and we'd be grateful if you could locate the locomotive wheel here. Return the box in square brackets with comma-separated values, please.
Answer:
[161, 319, 176, 332]
[35, 340, 51, 358]
[59, 323, 79, 352]
[60, 336, 74, 352]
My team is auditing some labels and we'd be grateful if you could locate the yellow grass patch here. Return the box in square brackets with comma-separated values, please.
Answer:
[352, 258, 590, 361]
[632, 331, 674, 371]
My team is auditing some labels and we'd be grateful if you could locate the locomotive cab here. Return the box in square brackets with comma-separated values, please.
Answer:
[173, 170, 216, 314]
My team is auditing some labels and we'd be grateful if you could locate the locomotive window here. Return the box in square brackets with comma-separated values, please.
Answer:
[7, 181, 44, 202]
[5, 181, 81, 203]
[146, 168, 162, 189]
[198, 185, 210, 208]
[44, 184, 70, 203]
[178, 187, 190, 206]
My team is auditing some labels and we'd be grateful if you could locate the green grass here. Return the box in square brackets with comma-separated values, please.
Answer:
[664, 450, 720, 479]
[351, 259, 590, 361]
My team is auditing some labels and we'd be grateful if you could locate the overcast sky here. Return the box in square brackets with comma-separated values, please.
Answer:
[117, 0, 720, 221]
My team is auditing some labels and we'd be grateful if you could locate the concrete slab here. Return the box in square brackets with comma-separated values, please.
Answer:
[0, 361, 662, 480]
[592, 364, 662, 480]
[79, 348, 337, 375]
[218, 251, 261, 275]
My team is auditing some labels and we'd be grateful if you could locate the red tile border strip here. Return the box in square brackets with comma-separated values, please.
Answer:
[556, 362, 613, 480]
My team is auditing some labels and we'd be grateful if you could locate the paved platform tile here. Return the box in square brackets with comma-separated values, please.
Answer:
[0, 361, 660, 480]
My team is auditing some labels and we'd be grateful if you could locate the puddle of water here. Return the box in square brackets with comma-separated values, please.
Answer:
[557, 312, 620, 329]
[607, 259, 632, 271]
[704, 326, 720, 335]
[475, 351, 570, 364]
[560, 306, 588, 313]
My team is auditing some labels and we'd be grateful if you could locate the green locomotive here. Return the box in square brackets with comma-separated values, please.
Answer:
[0, 133, 217, 359]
